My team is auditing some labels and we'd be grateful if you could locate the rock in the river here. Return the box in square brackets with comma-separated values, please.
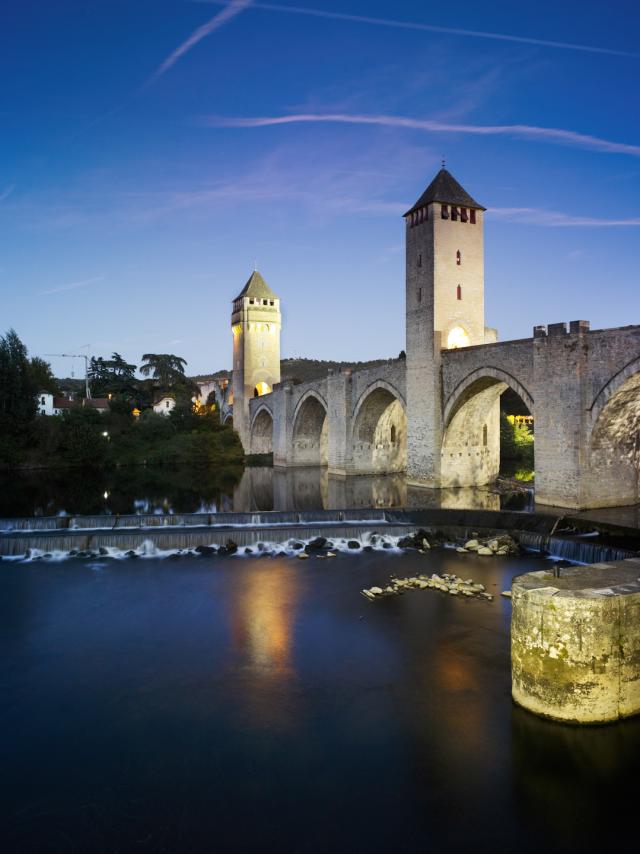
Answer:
[305, 537, 327, 553]
[195, 545, 217, 556]
[217, 540, 237, 556]
[477, 547, 494, 556]
[347, 540, 360, 550]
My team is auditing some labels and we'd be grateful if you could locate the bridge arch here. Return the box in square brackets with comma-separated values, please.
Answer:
[351, 380, 406, 474]
[587, 357, 640, 506]
[292, 390, 328, 466]
[441, 367, 534, 488]
[250, 404, 273, 455]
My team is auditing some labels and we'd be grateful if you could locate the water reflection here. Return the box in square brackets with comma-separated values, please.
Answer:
[1, 465, 537, 518]
[227, 564, 301, 731]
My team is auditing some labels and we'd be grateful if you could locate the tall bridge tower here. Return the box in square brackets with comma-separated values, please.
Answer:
[231, 270, 281, 451]
[404, 168, 489, 486]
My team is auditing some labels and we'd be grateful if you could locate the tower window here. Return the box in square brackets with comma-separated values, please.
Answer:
[457, 285, 462, 300]
[460, 208, 468, 223]
[456, 250, 461, 266]
[249, 298, 255, 304]
[470, 209, 476, 224]
[417, 288, 422, 303]
[441, 204, 449, 219]
[390, 425, 397, 444]
[451, 206, 458, 221]
[263, 299, 268, 305]
[417, 254, 422, 268]
[483, 424, 488, 446]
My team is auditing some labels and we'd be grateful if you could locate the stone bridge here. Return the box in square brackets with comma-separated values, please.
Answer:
[231, 168, 640, 511]
[245, 322, 640, 510]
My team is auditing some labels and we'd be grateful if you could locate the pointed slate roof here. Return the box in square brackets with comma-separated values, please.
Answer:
[233, 270, 278, 302]
[404, 168, 485, 216]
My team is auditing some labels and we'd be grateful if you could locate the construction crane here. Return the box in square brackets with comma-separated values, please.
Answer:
[44, 351, 92, 399]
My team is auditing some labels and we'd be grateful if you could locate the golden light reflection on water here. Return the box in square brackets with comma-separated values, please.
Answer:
[228, 565, 301, 730]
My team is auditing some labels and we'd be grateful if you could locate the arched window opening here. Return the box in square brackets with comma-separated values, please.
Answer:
[441, 204, 449, 219]
[457, 285, 462, 301]
[451, 206, 458, 222]
[470, 209, 476, 224]
[254, 381, 272, 397]
[456, 250, 461, 265]
[483, 424, 488, 446]
[447, 326, 470, 349]
[390, 424, 397, 444]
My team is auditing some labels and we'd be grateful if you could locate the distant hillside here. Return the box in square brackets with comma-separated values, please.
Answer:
[193, 355, 402, 386]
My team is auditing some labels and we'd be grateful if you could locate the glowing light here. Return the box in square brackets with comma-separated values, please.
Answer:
[103, 491, 109, 499]
[447, 326, 471, 349]
[254, 381, 272, 396]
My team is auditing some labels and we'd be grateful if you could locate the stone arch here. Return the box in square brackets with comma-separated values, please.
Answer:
[587, 359, 640, 507]
[351, 381, 407, 474]
[444, 367, 534, 426]
[250, 405, 273, 455]
[222, 411, 233, 426]
[292, 390, 328, 466]
[442, 368, 534, 488]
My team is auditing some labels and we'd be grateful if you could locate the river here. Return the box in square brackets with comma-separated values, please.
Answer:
[1, 548, 638, 852]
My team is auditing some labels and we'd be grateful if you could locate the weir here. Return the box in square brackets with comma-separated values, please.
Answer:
[1, 507, 638, 560]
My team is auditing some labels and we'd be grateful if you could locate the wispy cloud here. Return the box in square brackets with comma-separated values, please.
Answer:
[490, 208, 640, 227]
[40, 276, 104, 296]
[200, 112, 640, 157]
[196, 1, 637, 58]
[0, 185, 15, 203]
[144, 0, 253, 89]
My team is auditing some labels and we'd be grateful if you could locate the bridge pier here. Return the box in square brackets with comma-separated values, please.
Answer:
[326, 369, 355, 477]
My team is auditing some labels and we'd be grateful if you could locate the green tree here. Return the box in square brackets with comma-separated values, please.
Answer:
[140, 353, 188, 389]
[0, 329, 38, 436]
[89, 353, 137, 397]
[29, 356, 60, 395]
[59, 407, 107, 467]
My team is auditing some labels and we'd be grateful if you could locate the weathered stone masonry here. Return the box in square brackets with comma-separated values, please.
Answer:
[231, 168, 640, 510]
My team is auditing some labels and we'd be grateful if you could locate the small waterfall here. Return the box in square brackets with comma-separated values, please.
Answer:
[518, 531, 636, 564]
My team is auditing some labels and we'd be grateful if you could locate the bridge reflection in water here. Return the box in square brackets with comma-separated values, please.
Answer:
[233, 467, 531, 513]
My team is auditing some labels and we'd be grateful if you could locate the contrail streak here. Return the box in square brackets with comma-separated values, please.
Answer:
[40, 276, 104, 296]
[196, 1, 637, 58]
[200, 112, 640, 157]
[144, 0, 253, 88]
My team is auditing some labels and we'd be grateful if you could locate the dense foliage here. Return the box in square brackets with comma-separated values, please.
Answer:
[500, 411, 534, 468]
[0, 330, 243, 470]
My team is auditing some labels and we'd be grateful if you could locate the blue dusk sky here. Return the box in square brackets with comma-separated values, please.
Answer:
[2, 0, 640, 377]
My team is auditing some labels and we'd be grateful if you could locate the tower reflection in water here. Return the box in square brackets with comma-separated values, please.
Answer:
[227, 564, 301, 731]
[232, 466, 509, 513]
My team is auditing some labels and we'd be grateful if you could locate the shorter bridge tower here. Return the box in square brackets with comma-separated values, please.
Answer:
[231, 270, 281, 451]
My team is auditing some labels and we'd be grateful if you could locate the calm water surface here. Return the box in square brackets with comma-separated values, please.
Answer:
[1, 549, 639, 853]
[0, 465, 533, 518]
